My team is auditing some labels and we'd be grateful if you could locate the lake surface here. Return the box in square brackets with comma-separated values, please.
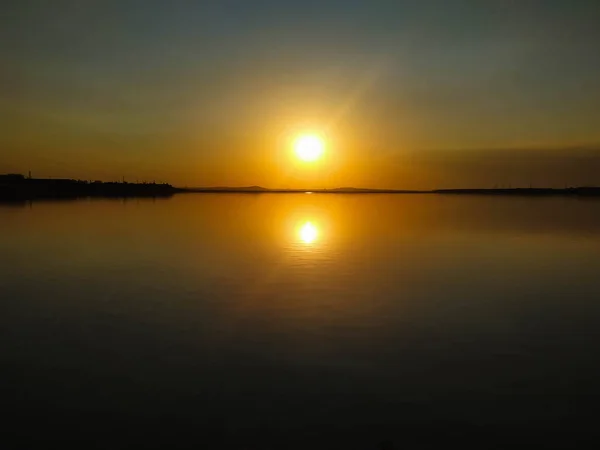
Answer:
[2, 194, 600, 449]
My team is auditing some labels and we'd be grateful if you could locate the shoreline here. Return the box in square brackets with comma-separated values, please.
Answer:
[2, 174, 600, 200]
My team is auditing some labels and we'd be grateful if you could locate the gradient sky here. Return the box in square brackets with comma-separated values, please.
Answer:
[2, 0, 600, 188]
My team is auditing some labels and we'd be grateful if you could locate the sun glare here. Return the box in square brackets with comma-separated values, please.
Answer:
[299, 221, 319, 244]
[294, 135, 324, 162]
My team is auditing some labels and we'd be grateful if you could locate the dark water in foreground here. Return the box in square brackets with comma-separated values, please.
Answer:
[2, 194, 600, 449]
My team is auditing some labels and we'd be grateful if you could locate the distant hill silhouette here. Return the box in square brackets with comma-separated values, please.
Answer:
[181, 186, 600, 196]
[182, 186, 424, 193]
[433, 187, 600, 196]
[188, 185, 268, 192]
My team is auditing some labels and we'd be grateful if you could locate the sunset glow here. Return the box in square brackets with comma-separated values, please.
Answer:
[3, 2, 600, 189]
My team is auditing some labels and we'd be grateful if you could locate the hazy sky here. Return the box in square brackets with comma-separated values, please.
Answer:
[2, 0, 600, 188]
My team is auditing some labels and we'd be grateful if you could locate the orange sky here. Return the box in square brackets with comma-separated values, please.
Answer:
[2, 1, 600, 188]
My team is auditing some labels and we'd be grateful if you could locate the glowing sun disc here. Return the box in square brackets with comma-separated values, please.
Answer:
[295, 135, 324, 162]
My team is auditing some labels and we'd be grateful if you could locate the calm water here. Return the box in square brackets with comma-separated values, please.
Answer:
[2, 194, 600, 449]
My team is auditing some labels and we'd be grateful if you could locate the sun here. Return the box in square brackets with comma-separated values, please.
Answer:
[294, 134, 324, 162]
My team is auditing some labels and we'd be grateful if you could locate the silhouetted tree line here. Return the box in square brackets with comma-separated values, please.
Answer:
[0, 174, 178, 200]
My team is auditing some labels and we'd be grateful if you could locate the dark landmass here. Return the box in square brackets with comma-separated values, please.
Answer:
[2, 174, 600, 200]
[0, 174, 179, 201]
[433, 187, 600, 196]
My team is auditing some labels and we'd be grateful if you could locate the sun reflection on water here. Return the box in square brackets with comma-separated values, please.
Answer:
[298, 221, 319, 244]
